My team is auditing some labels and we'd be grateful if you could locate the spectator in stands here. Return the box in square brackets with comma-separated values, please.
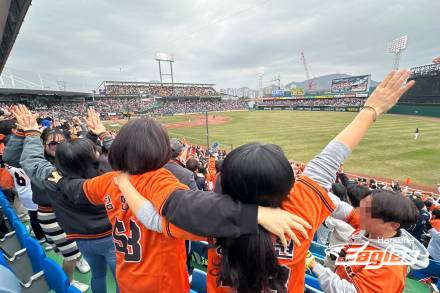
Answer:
[410, 198, 431, 242]
[186, 157, 206, 191]
[308, 190, 429, 293]
[166, 138, 198, 191]
[4, 107, 90, 292]
[427, 209, 440, 260]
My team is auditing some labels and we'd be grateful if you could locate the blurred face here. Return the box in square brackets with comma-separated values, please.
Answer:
[44, 133, 64, 157]
[360, 195, 399, 238]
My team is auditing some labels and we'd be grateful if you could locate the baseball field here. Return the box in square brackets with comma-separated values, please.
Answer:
[104, 110, 440, 189]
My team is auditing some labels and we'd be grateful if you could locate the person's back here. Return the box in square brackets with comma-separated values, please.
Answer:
[74, 169, 190, 292]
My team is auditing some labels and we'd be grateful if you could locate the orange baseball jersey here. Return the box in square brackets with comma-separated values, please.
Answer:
[208, 157, 217, 188]
[431, 218, 440, 231]
[335, 242, 407, 293]
[206, 175, 335, 293]
[82, 168, 190, 293]
[346, 208, 361, 230]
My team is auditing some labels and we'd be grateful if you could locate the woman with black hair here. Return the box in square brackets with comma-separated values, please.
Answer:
[12, 106, 118, 293]
[3, 112, 90, 292]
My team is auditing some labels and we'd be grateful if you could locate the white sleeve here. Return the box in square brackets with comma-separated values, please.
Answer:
[329, 192, 354, 221]
[136, 201, 162, 232]
[312, 263, 358, 293]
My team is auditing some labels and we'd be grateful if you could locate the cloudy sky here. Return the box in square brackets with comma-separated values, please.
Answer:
[2, 0, 439, 91]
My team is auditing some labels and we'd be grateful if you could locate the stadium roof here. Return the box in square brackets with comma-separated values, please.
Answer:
[0, 0, 32, 75]
[0, 88, 91, 97]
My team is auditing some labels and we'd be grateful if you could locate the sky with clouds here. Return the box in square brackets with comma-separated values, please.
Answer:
[2, 0, 439, 91]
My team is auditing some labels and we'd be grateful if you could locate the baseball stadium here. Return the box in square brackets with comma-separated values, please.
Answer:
[0, 1, 439, 293]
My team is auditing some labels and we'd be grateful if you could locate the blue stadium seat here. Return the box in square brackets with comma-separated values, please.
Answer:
[411, 259, 440, 280]
[0, 251, 12, 271]
[305, 273, 324, 293]
[0, 196, 10, 210]
[310, 241, 327, 259]
[41, 257, 81, 293]
[191, 241, 208, 259]
[191, 268, 207, 293]
[190, 290, 198, 293]
[3, 207, 18, 228]
[24, 237, 45, 273]
[0, 264, 21, 293]
[12, 220, 28, 247]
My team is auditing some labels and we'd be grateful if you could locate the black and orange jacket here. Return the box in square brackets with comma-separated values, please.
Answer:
[19, 131, 113, 240]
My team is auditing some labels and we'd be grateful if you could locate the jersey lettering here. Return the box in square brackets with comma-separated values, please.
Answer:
[274, 239, 294, 260]
[112, 218, 142, 262]
[104, 195, 114, 210]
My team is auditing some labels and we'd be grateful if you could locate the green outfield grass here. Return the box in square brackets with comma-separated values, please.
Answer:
[162, 111, 440, 188]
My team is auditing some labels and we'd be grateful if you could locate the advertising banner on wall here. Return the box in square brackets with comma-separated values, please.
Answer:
[331, 75, 371, 93]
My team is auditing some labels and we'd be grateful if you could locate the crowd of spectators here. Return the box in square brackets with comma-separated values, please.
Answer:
[104, 84, 218, 97]
[151, 99, 247, 115]
[256, 97, 365, 107]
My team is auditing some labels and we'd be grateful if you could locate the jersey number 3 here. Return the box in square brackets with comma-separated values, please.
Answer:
[113, 219, 142, 262]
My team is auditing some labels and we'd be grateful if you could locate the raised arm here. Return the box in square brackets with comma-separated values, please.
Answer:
[304, 70, 414, 192]
[304, 70, 414, 193]
[85, 107, 113, 151]
[3, 132, 24, 168]
[10, 105, 56, 189]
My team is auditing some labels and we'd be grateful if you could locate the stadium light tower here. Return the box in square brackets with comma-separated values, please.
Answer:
[388, 35, 408, 70]
[256, 66, 264, 97]
[155, 52, 175, 86]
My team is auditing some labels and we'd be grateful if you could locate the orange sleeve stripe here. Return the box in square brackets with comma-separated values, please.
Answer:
[297, 176, 335, 213]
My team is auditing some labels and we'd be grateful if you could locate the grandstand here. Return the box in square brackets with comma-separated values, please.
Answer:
[0, 0, 32, 74]
[95, 81, 220, 98]
[389, 63, 440, 117]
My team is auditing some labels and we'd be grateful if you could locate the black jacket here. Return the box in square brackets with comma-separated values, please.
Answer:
[165, 161, 198, 191]
[19, 133, 113, 240]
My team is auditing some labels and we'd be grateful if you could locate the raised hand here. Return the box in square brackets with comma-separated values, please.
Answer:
[11, 104, 39, 131]
[257, 206, 312, 248]
[86, 107, 106, 135]
[364, 70, 415, 116]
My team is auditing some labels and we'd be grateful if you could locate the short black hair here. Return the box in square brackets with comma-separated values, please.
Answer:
[108, 118, 171, 174]
[0, 119, 16, 135]
[347, 184, 371, 208]
[41, 128, 65, 144]
[413, 198, 425, 210]
[221, 143, 293, 207]
[370, 190, 419, 230]
[186, 158, 199, 172]
[55, 138, 99, 179]
[432, 209, 440, 219]
[425, 200, 433, 209]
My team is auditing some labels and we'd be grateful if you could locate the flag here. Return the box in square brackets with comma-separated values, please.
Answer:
[405, 177, 411, 186]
